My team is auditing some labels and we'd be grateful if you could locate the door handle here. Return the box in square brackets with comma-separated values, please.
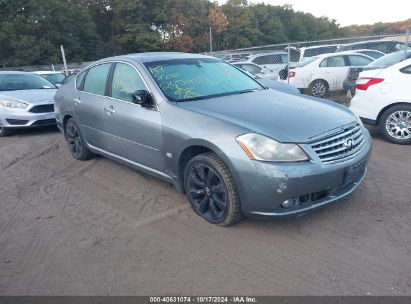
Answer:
[104, 106, 116, 115]
[73, 98, 81, 104]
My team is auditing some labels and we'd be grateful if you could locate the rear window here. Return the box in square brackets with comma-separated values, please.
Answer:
[369, 51, 411, 68]
[297, 57, 318, 67]
[303, 46, 337, 58]
[0, 74, 55, 91]
[252, 54, 287, 65]
[82, 63, 111, 95]
[320, 56, 346, 67]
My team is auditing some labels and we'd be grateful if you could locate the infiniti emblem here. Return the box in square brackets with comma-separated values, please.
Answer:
[344, 139, 354, 149]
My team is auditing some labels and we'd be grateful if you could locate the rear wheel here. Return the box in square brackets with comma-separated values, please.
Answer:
[309, 80, 329, 98]
[379, 105, 411, 145]
[0, 122, 11, 137]
[64, 118, 95, 160]
[184, 152, 243, 226]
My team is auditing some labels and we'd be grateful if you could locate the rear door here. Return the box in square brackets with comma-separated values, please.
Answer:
[104, 62, 163, 171]
[74, 63, 112, 150]
[318, 55, 348, 90]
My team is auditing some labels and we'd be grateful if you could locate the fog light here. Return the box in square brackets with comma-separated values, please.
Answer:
[281, 198, 295, 208]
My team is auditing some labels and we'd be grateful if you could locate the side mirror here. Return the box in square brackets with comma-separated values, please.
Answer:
[132, 90, 154, 107]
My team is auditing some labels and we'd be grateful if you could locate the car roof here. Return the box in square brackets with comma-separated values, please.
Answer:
[315, 51, 373, 59]
[98, 52, 214, 64]
[34, 71, 64, 75]
[248, 52, 287, 58]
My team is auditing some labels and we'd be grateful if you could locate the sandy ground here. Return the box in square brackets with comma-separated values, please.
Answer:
[0, 126, 410, 296]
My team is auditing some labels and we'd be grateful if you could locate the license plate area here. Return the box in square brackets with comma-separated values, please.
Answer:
[343, 160, 366, 186]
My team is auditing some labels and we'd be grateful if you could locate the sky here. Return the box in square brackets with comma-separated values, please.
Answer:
[217, 0, 411, 26]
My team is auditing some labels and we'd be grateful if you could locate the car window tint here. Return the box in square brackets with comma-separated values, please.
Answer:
[83, 63, 111, 95]
[253, 55, 284, 65]
[111, 63, 147, 102]
[347, 55, 373, 66]
[320, 56, 346, 67]
[401, 65, 411, 74]
[241, 64, 261, 74]
[76, 71, 87, 90]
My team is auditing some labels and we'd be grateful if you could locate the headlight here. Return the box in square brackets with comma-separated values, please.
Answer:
[236, 133, 309, 162]
[0, 100, 29, 109]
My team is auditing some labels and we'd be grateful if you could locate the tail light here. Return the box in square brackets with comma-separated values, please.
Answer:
[288, 71, 296, 78]
[355, 78, 384, 91]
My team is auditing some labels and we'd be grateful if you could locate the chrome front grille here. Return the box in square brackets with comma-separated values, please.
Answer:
[311, 124, 366, 163]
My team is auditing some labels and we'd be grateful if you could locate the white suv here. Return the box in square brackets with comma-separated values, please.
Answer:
[350, 57, 411, 144]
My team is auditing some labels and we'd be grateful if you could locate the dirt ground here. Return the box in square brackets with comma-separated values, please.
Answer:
[0, 125, 410, 296]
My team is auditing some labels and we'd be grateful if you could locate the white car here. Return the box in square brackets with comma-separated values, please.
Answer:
[232, 62, 277, 80]
[350, 57, 411, 144]
[245, 52, 288, 77]
[282, 52, 374, 98]
[34, 71, 66, 85]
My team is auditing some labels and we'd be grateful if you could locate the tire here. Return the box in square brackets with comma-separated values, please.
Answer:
[0, 122, 11, 137]
[64, 118, 95, 160]
[184, 152, 243, 226]
[309, 80, 329, 98]
[379, 105, 411, 145]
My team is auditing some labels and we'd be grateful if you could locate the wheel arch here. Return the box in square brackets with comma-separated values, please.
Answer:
[176, 140, 237, 194]
[376, 102, 411, 125]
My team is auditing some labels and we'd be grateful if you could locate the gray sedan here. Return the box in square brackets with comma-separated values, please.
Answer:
[55, 53, 372, 226]
[0, 71, 57, 136]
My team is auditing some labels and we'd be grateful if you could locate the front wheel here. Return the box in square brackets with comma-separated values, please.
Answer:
[64, 118, 95, 160]
[379, 105, 411, 145]
[0, 122, 11, 137]
[184, 152, 243, 226]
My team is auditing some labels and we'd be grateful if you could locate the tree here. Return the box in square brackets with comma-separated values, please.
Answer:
[0, 0, 100, 67]
[209, 7, 228, 50]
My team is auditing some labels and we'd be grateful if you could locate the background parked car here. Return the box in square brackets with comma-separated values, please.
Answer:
[232, 62, 277, 80]
[245, 52, 288, 77]
[337, 40, 406, 54]
[0, 71, 57, 136]
[34, 71, 66, 85]
[343, 50, 411, 97]
[350, 58, 411, 144]
[281, 52, 374, 98]
[286, 44, 340, 63]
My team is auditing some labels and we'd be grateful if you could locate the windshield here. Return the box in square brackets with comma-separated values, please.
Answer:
[297, 56, 318, 67]
[145, 58, 264, 102]
[368, 51, 411, 68]
[41, 73, 66, 84]
[0, 74, 55, 91]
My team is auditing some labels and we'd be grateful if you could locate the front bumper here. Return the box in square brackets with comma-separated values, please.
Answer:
[234, 129, 372, 218]
[0, 107, 56, 128]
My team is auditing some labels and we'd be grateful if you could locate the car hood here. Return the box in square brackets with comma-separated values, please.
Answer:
[177, 89, 357, 143]
[0, 89, 57, 104]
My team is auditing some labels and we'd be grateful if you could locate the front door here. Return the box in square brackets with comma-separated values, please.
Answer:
[104, 62, 163, 172]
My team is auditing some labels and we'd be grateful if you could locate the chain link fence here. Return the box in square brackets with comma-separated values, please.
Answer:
[211, 32, 410, 104]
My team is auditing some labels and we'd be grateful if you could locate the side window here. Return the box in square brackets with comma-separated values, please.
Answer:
[83, 63, 111, 95]
[320, 56, 346, 67]
[76, 71, 87, 90]
[242, 64, 261, 74]
[401, 65, 411, 74]
[347, 55, 373, 66]
[111, 63, 147, 102]
[252, 56, 268, 65]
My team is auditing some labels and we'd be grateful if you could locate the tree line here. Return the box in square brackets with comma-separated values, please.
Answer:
[0, 0, 408, 67]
